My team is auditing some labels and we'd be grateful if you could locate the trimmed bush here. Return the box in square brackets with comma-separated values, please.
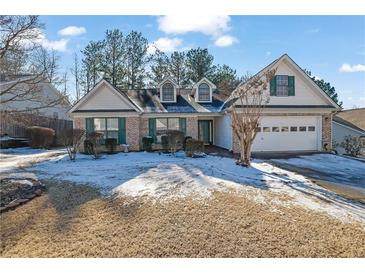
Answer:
[161, 134, 169, 153]
[105, 138, 118, 154]
[185, 138, 204, 157]
[26, 126, 55, 149]
[183, 136, 192, 150]
[142, 136, 153, 152]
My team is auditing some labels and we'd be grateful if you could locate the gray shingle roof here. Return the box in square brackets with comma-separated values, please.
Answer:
[119, 88, 224, 113]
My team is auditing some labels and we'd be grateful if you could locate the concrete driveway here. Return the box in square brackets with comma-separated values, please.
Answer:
[268, 153, 365, 203]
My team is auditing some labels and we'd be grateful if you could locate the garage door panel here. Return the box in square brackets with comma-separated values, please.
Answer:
[252, 116, 321, 152]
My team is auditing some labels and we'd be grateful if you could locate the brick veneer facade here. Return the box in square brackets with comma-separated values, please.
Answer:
[74, 116, 201, 152]
[321, 113, 332, 150]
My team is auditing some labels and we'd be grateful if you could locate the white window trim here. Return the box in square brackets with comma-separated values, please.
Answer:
[160, 81, 177, 103]
[196, 83, 212, 103]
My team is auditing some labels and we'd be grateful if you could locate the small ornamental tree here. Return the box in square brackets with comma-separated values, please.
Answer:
[60, 128, 85, 161]
[230, 69, 276, 166]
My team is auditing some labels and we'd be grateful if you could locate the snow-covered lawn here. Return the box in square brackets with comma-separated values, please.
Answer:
[1, 148, 364, 224]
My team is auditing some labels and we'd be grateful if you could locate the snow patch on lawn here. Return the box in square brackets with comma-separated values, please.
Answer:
[1, 148, 364, 224]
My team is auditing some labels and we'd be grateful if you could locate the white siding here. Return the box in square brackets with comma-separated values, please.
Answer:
[214, 115, 232, 150]
[332, 122, 364, 154]
[78, 83, 134, 111]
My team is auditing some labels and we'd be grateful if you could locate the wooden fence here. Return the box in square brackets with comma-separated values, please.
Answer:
[0, 112, 73, 140]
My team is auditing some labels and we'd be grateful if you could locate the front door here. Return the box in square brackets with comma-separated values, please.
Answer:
[198, 120, 213, 145]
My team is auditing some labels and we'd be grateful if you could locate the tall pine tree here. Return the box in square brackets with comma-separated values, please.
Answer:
[125, 31, 150, 89]
[81, 40, 103, 93]
[148, 49, 169, 86]
[185, 48, 215, 82]
[168, 51, 188, 86]
[101, 29, 126, 86]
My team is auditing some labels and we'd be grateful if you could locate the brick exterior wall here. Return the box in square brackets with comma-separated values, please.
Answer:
[187, 116, 198, 139]
[126, 117, 140, 151]
[321, 113, 332, 150]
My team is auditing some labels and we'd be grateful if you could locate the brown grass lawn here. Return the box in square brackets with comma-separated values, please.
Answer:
[1, 181, 365, 258]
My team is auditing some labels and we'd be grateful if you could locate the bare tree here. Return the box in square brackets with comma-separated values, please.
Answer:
[0, 16, 65, 114]
[60, 128, 85, 161]
[71, 53, 81, 101]
[230, 69, 276, 166]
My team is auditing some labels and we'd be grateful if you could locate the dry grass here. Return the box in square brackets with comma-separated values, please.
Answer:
[1, 181, 365, 258]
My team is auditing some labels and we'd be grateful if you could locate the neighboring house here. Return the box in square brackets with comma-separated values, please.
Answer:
[69, 54, 341, 153]
[336, 108, 365, 131]
[332, 115, 365, 155]
[0, 77, 71, 120]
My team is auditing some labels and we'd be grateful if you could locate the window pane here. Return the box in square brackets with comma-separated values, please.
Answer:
[308, 126, 315, 132]
[107, 118, 118, 130]
[276, 75, 289, 96]
[156, 118, 168, 130]
[198, 83, 210, 101]
[263, 127, 270, 132]
[272, 127, 280, 132]
[290, 126, 297, 132]
[281, 126, 289, 132]
[107, 131, 118, 142]
[162, 82, 174, 101]
[168, 118, 179, 130]
[94, 118, 106, 131]
[299, 126, 306, 132]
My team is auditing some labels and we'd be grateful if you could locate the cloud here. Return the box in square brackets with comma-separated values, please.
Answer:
[20, 28, 68, 52]
[157, 15, 231, 37]
[214, 35, 238, 47]
[339, 63, 365, 73]
[58, 26, 86, 36]
[148, 37, 183, 54]
[41, 38, 68, 52]
[307, 28, 320, 33]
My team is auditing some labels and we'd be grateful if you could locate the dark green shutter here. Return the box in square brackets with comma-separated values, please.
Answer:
[270, 76, 277, 96]
[148, 118, 156, 143]
[288, 76, 295, 96]
[179, 118, 187, 136]
[85, 118, 94, 134]
[118, 117, 126, 144]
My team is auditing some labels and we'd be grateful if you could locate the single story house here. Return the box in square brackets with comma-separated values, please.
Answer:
[69, 54, 341, 153]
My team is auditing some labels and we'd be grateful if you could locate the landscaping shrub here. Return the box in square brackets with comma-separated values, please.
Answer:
[339, 135, 363, 157]
[183, 136, 192, 150]
[105, 138, 118, 154]
[161, 134, 169, 153]
[142, 136, 153, 152]
[166, 130, 184, 155]
[85, 131, 103, 159]
[185, 138, 204, 157]
[26, 126, 55, 149]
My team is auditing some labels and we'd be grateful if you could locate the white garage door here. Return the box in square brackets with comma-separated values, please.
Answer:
[252, 116, 321, 152]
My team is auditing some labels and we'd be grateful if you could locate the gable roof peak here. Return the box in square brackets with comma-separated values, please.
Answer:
[157, 76, 179, 88]
[193, 77, 217, 89]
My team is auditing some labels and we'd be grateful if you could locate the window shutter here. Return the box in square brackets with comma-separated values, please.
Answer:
[85, 118, 94, 134]
[288, 76, 295, 96]
[270, 76, 277, 96]
[118, 117, 126, 144]
[148, 118, 156, 142]
[179, 118, 187, 136]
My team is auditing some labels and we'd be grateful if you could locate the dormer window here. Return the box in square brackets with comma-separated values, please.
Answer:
[161, 82, 175, 102]
[198, 83, 210, 101]
[193, 77, 215, 103]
